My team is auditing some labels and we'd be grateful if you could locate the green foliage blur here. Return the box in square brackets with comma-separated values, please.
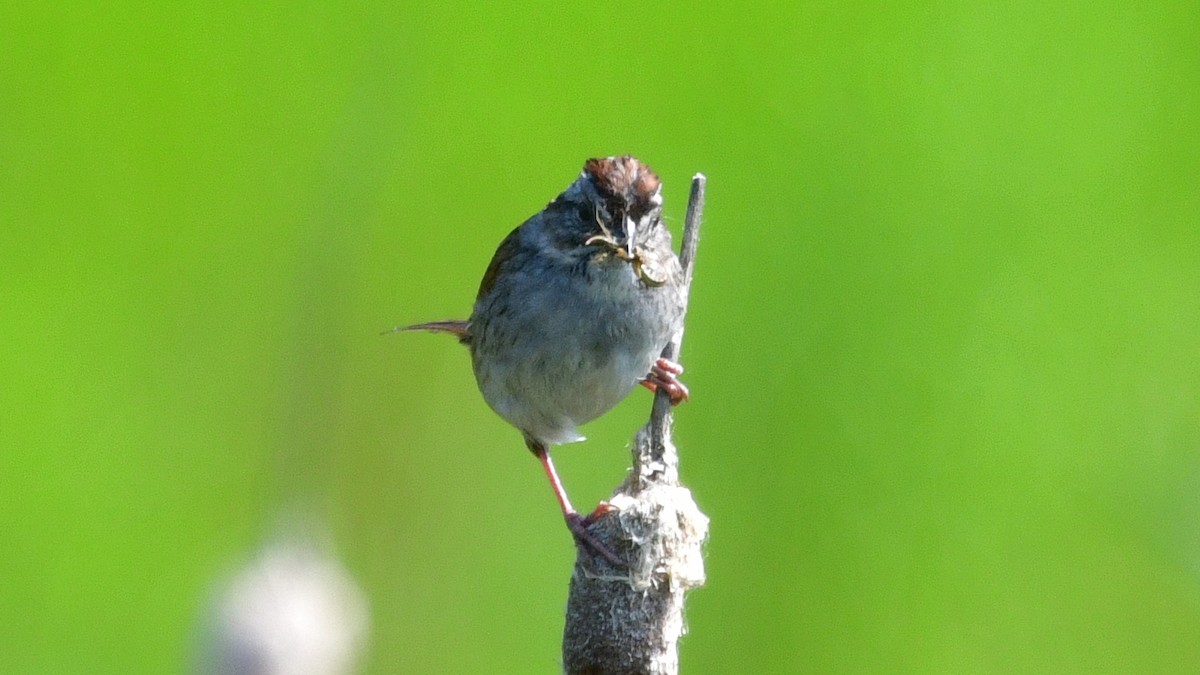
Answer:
[4, 2, 1199, 672]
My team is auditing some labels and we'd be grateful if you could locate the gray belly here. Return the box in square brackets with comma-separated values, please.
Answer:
[469, 263, 677, 445]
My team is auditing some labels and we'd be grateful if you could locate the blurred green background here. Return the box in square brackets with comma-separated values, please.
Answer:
[4, 1, 1199, 672]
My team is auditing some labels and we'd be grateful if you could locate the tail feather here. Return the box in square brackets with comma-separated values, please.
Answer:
[385, 319, 470, 343]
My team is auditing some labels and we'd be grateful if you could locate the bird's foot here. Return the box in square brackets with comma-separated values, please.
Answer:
[565, 510, 626, 568]
[639, 357, 690, 405]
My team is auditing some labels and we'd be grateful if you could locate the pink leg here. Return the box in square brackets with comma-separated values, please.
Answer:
[639, 357, 690, 405]
[530, 440, 625, 567]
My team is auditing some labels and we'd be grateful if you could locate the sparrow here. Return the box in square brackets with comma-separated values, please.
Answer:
[398, 155, 689, 564]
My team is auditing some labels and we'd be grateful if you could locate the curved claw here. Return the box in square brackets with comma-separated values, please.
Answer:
[640, 358, 690, 405]
[565, 512, 626, 567]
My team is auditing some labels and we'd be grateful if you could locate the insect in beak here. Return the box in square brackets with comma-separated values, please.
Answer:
[584, 206, 635, 261]
[583, 208, 665, 287]
[631, 254, 667, 287]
